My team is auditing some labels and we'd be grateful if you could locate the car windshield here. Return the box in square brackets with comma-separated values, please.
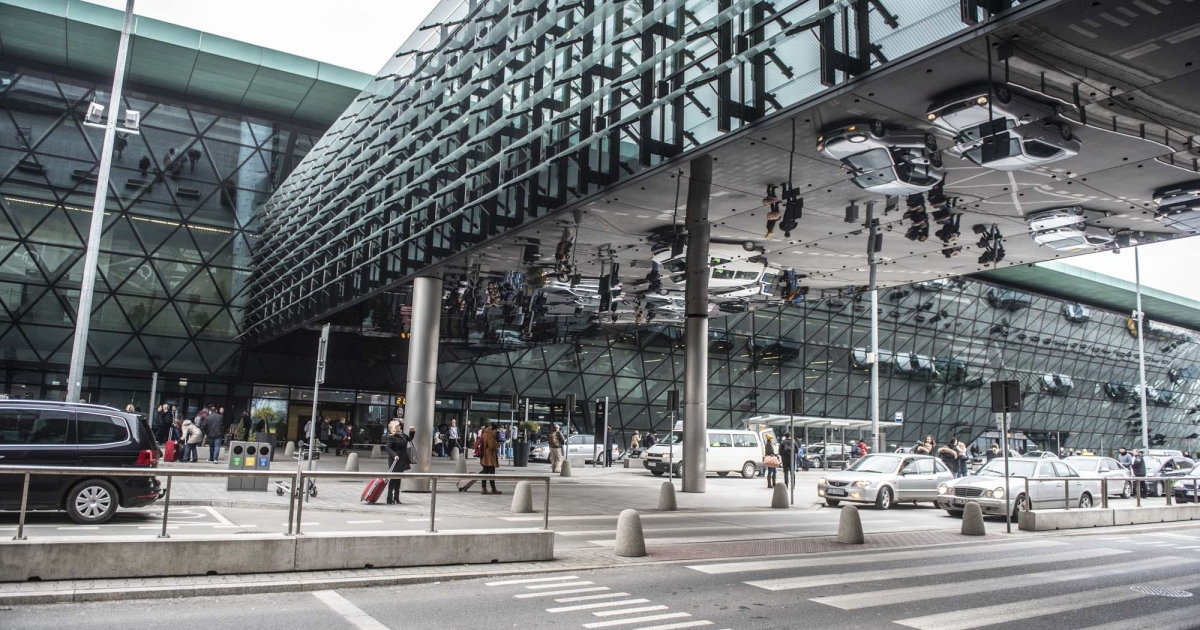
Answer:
[844, 148, 893, 171]
[964, 137, 1022, 165]
[660, 431, 683, 446]
[977, 459, 1037, 477]
[1069, 459, 1098, 472]
[848, 454, 901, 473]
[808, 446, 825, 454]
[663, 259, 685, 274]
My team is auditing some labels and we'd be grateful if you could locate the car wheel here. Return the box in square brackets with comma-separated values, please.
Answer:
[995, 85, 1012, 104]
[924, 133, 937, 152]
[742, 241, 757, 252]
[651, 470, 664, 477]
[66, 479, 119, 525]
[930, 151, 943, 168]
[946, 510, 963, 518]
[1079, 492, 1093, 509]
[871, 120, 886, 138]
[875, 486, 894, 510]
[826, 499, 841, 507]
[1156, 481, 1165, 497]
[1059, 124, 1073, 141]
[741, 462, 757, 479]
[1012, 494, 1029, 521]
[1121, 481, 1132, 499]
[717, 471, 730, 477]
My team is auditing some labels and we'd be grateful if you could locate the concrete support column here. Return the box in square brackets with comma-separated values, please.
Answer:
[402, 276, 442, 492]
[682, 155, 712, 493]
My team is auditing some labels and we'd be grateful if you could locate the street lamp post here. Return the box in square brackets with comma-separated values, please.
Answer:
[66, 0, 136, 402]
[1134, 247, 1150, 450]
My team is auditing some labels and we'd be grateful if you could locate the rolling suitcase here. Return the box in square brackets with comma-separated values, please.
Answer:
[163, 440, 178, 463]
[361, 478, 387, 504]
[457, 474, 476, 492]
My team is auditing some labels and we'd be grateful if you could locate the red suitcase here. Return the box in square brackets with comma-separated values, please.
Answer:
[163, 440, 178, 463]
[361, 478, 387, 504]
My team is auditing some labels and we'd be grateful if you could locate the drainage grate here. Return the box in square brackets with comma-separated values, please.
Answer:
[1131, 586, 1194, 598]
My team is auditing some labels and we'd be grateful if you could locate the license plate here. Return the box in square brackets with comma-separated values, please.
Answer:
[826, 488, 846, 497]
[952, 498, 965, 507]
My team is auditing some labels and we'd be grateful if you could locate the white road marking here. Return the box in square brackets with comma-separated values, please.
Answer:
[747, 548, 1129, 591]
[486, 575, 578, 586]
[689, 540, 1062, 574]
[1069, 603, 1200, 630]
[515, 587, 609, 599]
[591, 605, 669, 617]
[583, 612, 691, 628]
[311, 590, 389, 630]
[204, 506, 234, 526]
[501, 510, 805, 522]
[524, 581, 594, 590]
[895, 571, 1200, 630]
[547, 599, 651, 613]
[212, 524, 257, 529]
[812, 556, 1192, 610]
[138, 526, 177, 530]
[58, 526, 98, 530]
[346, 520, 384, 524]
[554, 592, 631, 603]
[634, 623, 713, 630]
[1155, 533, 1200, 540]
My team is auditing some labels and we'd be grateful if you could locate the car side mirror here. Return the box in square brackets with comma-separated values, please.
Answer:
[1098, 467, 1110, 473]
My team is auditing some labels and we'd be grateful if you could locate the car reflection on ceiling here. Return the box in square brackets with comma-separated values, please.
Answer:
[817, 121, 945, 195]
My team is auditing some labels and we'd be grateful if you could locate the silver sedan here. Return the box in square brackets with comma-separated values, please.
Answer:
[817, 453, 955, 510]
[1064, 456, 1133, 498]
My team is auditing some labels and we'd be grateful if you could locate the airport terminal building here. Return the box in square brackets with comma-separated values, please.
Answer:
[3, 0, 1200, 454]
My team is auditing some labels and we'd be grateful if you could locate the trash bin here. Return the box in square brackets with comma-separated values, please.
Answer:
[513, 439, 529, 467]
[226, 442, 246, 491]
[253, 442, 272, 491]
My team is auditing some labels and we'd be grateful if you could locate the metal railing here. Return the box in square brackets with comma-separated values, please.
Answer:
[1021, 475, 1193, 511]
[0, 465, 552, 541]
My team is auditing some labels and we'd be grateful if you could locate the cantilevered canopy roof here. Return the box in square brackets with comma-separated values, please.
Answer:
[742, 415, 875, 431]
[980, 262, 1200, 333]
[0, 0, 370, 126]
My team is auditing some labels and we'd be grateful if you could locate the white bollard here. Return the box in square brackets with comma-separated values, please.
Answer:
[837, 504, 865, 544]
[345, 452, 359, 472]
[511, 481, 534, 513]
[560, 458, 572, 478]
[658, 482, 678, 511]
[771, 482, 790, 509]
[450, 447, 460, 461]
[370, 444, 381, 459]
[455, 454, 468, 474]
[614, 509, 647, 557]
[284, 441, 295, 458]
[962, 501, 987, 536]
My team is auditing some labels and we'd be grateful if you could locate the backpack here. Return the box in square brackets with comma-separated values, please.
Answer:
[851, 445, 861, 458]
[497, 429, 507, 441]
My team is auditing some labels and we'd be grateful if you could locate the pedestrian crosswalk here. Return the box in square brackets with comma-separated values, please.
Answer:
[682, 532, 1200, 629]
[486, 574, 728, 630]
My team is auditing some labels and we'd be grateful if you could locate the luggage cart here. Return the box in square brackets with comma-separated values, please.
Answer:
[275, 445, 319, 498]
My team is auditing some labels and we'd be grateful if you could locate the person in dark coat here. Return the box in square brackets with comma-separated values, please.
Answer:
[764, 434, 778, 488]
[478, 424, 500, 495]
[1132, 449, 1148, 497]
[604, 426, 615, 467]
[384, 420, 410, 505]
[778, 433, 796, 488]
[202, 407, 225, 463]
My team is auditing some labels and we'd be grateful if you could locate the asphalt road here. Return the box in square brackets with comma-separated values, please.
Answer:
[9, 526, 1200, 630]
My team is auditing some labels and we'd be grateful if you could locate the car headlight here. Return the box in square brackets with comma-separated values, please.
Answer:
[993, 487, 1005, 499]
[976, 96, 988, 105]
[852, 480, 872, 487]
[927, 112, 937, 121]
[938, 483, 949, 495]
[819, 478, 827, 485]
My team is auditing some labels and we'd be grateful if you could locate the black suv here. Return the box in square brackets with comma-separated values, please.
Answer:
[0, 400, 161, 524]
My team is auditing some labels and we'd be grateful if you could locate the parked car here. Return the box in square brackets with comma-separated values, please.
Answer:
[1143, 455, 1195, 496]
[817, 122, 945, 195]
[926, 84, 1080, 171]
[1041, 374, 1074, 395]
[0, 400, 161, 524]
[1021, 451, 1059, 459]
[1064, 456, 1133, 498]
[1170, 468, 1200, 503]
[642, 428, 769, 479]
[530, 434, 618, 464]
[804, 443, 850, 469]
[936, 458, 1101, 518]
[817, 453, 954, 509]
[1152, 180, 1200, 230]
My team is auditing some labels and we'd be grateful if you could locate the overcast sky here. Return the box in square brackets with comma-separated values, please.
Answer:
[90, 0, 1195, 301]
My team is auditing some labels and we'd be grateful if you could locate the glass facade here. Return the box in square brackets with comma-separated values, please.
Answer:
[0, 61, 324, 384]
[247, 0, 973, 340]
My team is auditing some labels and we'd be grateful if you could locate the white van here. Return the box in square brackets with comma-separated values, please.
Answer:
[643, 428, 772, 479]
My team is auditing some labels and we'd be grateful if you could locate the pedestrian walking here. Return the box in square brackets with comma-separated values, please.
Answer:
[957, 441, 969, 477]
[433, 430, 444, 458]
[1132, 449, 1148, 497]
[478, 423, 501, 495]
[797, 441, 809, 471]
[548, 423, 565, 473]
[384, 420, 410, 505]
[448, 418, 461, 453]
[763, 434, 779, 488]
[1118, 447, 1133, 470]
[604, 425, 615, 467]
[986, 442, 1000, 462]
[203, 406, 225, 463]
[630, 431, 641, 451]
[938, 438, 961, 476]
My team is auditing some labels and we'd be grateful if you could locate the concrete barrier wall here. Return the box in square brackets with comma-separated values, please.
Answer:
[1019, 504, 1200, 531]
[0, 529, 555, 583]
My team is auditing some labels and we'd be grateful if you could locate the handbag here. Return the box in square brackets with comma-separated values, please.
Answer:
[763, 455, 781, 469]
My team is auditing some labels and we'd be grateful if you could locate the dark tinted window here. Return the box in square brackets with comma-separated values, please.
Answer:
[1024, 140, 1061, 159]
[0, 409, 70, 445]
[77, 413, 130, 444]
